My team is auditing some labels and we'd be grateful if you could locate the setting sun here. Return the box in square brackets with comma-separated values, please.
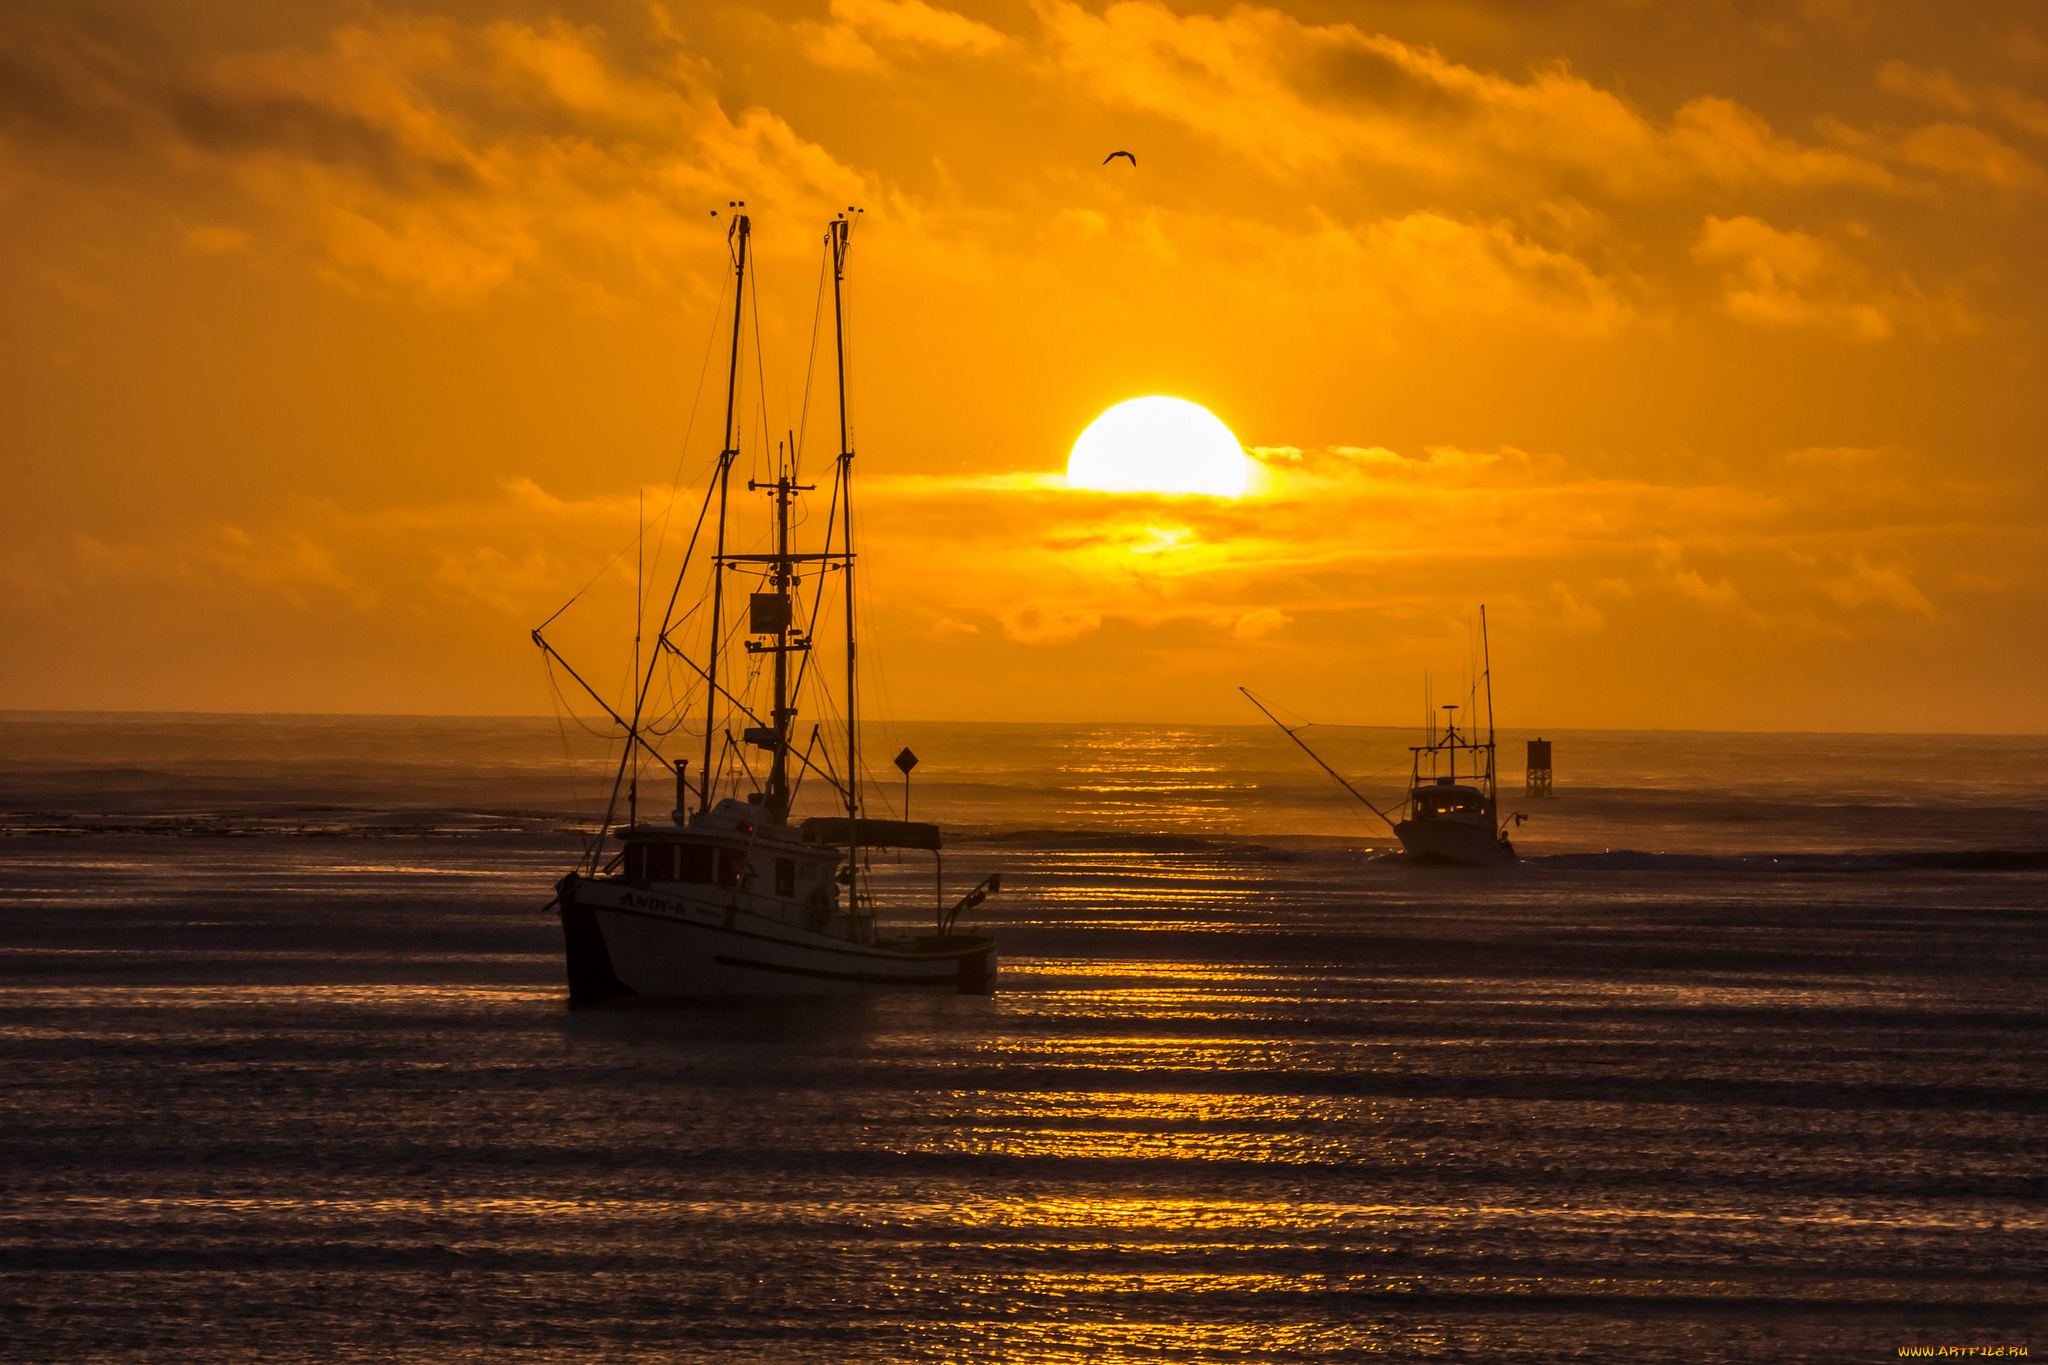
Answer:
[1066, 397, 1250, 497]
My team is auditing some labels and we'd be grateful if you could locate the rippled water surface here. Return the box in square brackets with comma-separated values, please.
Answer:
[3, 717, 2046, 1361]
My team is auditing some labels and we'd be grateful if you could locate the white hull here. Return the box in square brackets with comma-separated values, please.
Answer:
[558, 873, 995, 1005]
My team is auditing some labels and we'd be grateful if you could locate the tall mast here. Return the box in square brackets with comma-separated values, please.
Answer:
[830, 212, 859, 864]
[769, 463, 793, 814]
[703, 208, 748, 814]
[745, 457, 810, 819]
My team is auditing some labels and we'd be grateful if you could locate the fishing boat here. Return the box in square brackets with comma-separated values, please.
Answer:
[1243, 607, 1518, 865]
[536, 210, 1000, 1005]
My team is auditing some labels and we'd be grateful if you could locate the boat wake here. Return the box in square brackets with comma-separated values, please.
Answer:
[1532, 848, 2048, 873]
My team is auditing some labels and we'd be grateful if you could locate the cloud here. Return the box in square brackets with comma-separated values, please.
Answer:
[1879, 60, 2048, 142]
[0, 2, 1994, 336]
[1897, 122, 2046, 190]
[1823, 554, 1936, 616]
[1660, 552, 1752, 617]
[799, 23, 885, 73]
[1689, 214, 1979, 339]
[9, 475, 670, 624]
[1547, 581, 1605, 633]
[1034, 1, 1896, 197]
[0, 11, 877, 301]
[1000, 606, 1103, 643]
[1028, 205, 1639, 341]
[66, 523, 367, 608]
[1783, 444, 1895, 468]
[2, 442, 2035, 720]
[798, 0, 1006, 73]
[1356, 211, 1632, 334]
[1719, 0, 1878, 46]
[1231, 606, 1291, 638]
[181, 223, 253, 254]
[1877, 60, 1975, 115]
[1991, 87, 2048, 139]
[1664, 96, 1897, 191]
[835, 0, 1006, 55]
[842, 440, 1999, 650]
[38, 263, 119, 311]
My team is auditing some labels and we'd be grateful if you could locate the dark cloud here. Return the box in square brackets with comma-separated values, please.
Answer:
[0, 13, 476, 193]
[1308, 39, 1473, 119]
[159, 85, 480, 193]
[0, 16, 149, 150]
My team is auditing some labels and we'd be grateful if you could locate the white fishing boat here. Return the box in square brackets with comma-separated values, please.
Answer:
[538, 209, 1000, 1005]
[1244, 607, 1518, 865]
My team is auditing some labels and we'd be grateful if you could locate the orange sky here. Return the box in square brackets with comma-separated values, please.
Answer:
[4, 0, 2047, 730]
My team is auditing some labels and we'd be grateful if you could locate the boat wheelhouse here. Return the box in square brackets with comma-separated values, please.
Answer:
[1390, 700, 1514, 865]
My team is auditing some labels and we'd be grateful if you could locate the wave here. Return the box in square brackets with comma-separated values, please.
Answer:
[1531, 848, 2048, 873]
[958, 833, 2048, 873]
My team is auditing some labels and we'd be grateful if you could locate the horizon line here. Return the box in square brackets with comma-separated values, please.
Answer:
[2, 709, 2045, 741]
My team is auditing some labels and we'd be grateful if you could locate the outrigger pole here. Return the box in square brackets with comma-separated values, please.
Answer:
[1239, 687, 1399, 831]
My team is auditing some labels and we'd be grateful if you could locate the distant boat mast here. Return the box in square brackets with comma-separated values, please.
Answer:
[1482, 603, 1496, 791]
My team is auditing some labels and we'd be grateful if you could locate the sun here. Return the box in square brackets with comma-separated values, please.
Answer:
[1067, 396, 1249, 497]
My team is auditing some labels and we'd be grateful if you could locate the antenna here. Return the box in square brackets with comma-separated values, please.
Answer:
[1481, 604, 1496, 802]
[1480, 606, 1495, 737]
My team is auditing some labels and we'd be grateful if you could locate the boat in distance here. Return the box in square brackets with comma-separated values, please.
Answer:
[539, 207, 1000, 1004]
[1388, 703, 1517, 865]
[1244, 607, 1519, 866]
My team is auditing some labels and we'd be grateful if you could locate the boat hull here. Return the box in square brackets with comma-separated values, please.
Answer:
[557, 874, 996, 1006]
[1393, 817, 1516, 866]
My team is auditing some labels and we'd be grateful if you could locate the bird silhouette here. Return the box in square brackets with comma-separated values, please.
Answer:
[1102, 150, 1137, 166]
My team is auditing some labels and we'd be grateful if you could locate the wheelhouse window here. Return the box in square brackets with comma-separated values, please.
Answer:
[623, 841, 718, 883]
[1417, 792, 1485, 817]
[676, 845, 714, 883]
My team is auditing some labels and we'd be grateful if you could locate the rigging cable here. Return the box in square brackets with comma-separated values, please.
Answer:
[794, 244, 830, 477]
[533, 268, 731, 637]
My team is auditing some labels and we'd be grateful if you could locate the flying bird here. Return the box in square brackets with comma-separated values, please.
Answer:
[1102, 150, 1137, 166]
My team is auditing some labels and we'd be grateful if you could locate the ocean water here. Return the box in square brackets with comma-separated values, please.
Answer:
[2, 713, 2044, 1361]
